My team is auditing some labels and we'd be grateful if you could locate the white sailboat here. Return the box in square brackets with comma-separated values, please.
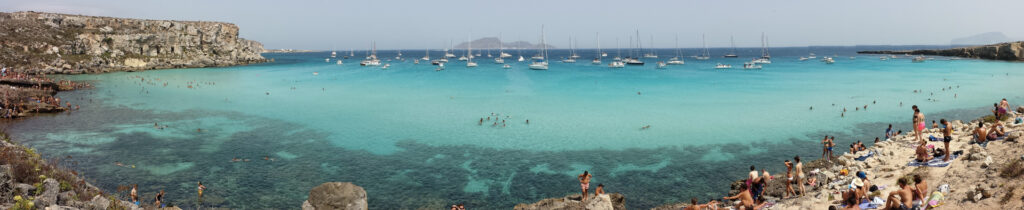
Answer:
[445, 40, 457, 58]
[752, 33, 771, 64]
[723, 35, 738, 58]
[562, 35, 577, 63]
[643, 34, 658, 58]
[667, 34, 685, 65]
[395, 50, 402, 60]
[495, 33, 506, 64]
[592, 32, 602, 65]
[422, 49, 430, 61]
[609, 37, 625, 68]
[360, 41, 381, 66]
[626, 31, 645, 65]
[331, 51, 337, 58]
[695, 34, 710, 60]
[715, 63, 732, 69]
[529, 25, 549, 70]
[466, 35, 478, 67]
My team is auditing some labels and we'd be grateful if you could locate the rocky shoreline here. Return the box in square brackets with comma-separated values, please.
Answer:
[857, 41, 1024, 61]
[1, 11, 267, 74]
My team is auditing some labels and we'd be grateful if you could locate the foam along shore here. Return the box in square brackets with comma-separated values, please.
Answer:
[726, 107, 1024, 209]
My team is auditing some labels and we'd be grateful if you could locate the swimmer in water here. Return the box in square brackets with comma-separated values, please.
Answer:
[526, 119, 529, 124]
[809, 106, 813, 110]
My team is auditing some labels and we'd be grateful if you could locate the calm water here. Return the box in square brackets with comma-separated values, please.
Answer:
[6, 46, 1023, 209]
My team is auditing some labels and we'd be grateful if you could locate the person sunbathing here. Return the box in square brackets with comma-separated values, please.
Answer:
[884, 178, 914, 210]
[911, 175, 927, 209]
[915, 142, 931, 163]
[991, 121, 1006, 136]
[974, 122, 993, 147]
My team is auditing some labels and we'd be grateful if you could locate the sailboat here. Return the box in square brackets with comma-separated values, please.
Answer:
[395, 50, 402, 60]
[466, 35, 478, 67]
[667, 34, 685, 65]
[592, 32, 602, 65]
[345, 49, 352, 59]
[643, 35, 658, 58]
[562, 35, 577, 63]
[752, 33, 771, 64]
[528, 25, 549, 70]
[331, 51, 337, 58]
[445, 40, 457, 58]
[695, 34, 710, 60]
[360, 41, 381, 66]
[495, 33, 506, 64]
[609, 37, 625, 68]
[422, 49, 430, 61]
[625, 30, 645, 65]
[723, 35, 738, 58]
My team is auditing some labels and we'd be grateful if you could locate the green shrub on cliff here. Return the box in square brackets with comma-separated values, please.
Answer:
[12, 195, 36, 210]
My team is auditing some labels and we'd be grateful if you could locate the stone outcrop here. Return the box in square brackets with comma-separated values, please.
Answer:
[33, 178, 59, 207]
[0, 165, 12, 204]
[514, 193, 625, 210]
[857, 41, 1024, 61]
[0, 11, 266, 74]
[301, 182, 367, 210]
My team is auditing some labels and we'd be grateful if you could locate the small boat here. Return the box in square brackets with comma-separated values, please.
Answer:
[313, 72, 319, 76]
[752, 58, 771, 64]
[592, 58, 602, 65]
[625, 57, 644, 66]
[714, 63, 732, 69]
[395, 50, 402, 60]
[823, 57, 835, 64]
[756, 33, 771, 63]
[667, 35, 685, 65]
[695, 34, 711, 60]
[360, 41, 381, 66]
[500, 52, 512, 58]
[849, 56, 856, 60]
[466, 34, 478, 67]
[381, 64, 390, 69]
[331, 51, 337, 58]
[325, 58, 330, 62]
[562, 58, 576, 63]
[422, 49, 430, 61]
[912, 56, 926, 63]
[503, 64, 511, 69]
[529, 25, 550, 70]
[743, 62, 762, 69]
[436, 62, 445, 71]
[657, 61, 667, 69]
[592, 32, 602, 65]
[643, 35, 657, 58]
[495, 57, 505, 64]
[336, 60, 343, 65]
[799, 57, 809, 61]
[879, 56, 888, 61]
[608, 61, 625, 68]
[413, 59, 419, 64]
[518, 56, 525, 62]
[808, 53, 817, 59]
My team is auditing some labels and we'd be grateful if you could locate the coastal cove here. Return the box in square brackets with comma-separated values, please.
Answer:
[4, 49, 1024, 209]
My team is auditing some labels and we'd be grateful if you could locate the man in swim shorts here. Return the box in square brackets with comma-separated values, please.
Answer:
[578, 171, 592, 202]
[941, 119, 953, 161]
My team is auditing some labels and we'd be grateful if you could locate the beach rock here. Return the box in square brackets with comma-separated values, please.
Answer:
[85, 195, 109, 210]
[0, 165, 13, 203]
[15, 183, 35, 196]
[514, 193, 624, 210]
[981, 156, 994, 168]
[303, 182, 367, 210]
[35, 178, 60, 207]
[58, 191, 75, 206]
[44, 206, 81, 210]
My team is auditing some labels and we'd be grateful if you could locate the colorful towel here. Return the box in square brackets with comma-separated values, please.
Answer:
[906, 154, 959, 167]
[855, 151, 876, 161]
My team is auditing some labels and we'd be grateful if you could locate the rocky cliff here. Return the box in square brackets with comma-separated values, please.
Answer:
[857, 41, 1024, 61]
[0, 11, 266, 74]
[514, 193, 625, 210]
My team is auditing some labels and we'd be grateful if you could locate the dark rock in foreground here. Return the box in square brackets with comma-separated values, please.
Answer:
[858, 41, 1024, 61]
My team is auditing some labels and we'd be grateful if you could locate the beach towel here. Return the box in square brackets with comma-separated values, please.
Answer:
[855, 151, 876, 161]
[906, 154, 959, 167]
[927, 191, 944, 208]
[928, 135, 940, 141]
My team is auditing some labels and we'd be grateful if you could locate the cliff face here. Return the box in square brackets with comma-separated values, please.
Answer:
[0, 11, 266, 74]
[858, 41, 1024, 61]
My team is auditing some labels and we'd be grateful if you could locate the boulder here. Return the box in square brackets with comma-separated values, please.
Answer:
[0, 165, 13, 203]
[302, 182, 367, 210]
[85, 195, 109, 210]
[58, 191, 76, 206]
[15, 183, 36, 196]
[514, 193, 624, 210]
[35, 178, 60, 207]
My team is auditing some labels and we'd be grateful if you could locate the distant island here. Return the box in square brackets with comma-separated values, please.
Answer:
[857, 41, 1024, 61]
[453, 37, 556, 49]
[951, 32, 1012, 46]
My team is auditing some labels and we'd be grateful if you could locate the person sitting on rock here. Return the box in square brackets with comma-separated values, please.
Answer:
[723, 184, 754, 210]
[915, 141, 932, 163]
[884, 178, 914, 210]
[595, 184, 605, 195]
[974, 121, 993, 147]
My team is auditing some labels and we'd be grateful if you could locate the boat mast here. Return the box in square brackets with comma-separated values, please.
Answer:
[596, 32, 601, 58]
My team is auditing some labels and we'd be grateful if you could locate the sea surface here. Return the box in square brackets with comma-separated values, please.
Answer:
[5, 46, 1023, 209]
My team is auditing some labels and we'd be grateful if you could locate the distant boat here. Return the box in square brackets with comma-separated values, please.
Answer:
[799, 57, 809, 61]
[518, 56, 525, 62]
[467, 34, 478, 68]
[528, 25, 549, 70]
[395, 50, 402, 60]
[325, 58, 330, 63]
[743, 62, 762, 69]
[643, 35, 658, 58]
[331, 51, 337, 58]
[360, 41, 381, 66]
[751, 33, 771, 64]
[608, 61, 625, 68]
[445, 40, 457, 58]
[912, 56, 925, 63]
[723, 36, 738, 58]
[503, 64, 511, 69]
[667, 34, 685, 65]
[413, 59, 419, 64]
[565, 35, 579, 61]
[824, 57, 835, 64]
[695, 34, 710, 60]
[336, 60, 343, 65]
[592, 32, 602, 65]
[626, 30, 645, 65]
[381, 63, 390, 69]
[715, 63, 732, 69]
[422, 49, 430, 61]
[657, 61, 667, 69]
[495, 34, 506, 64]
[808, 53, 817, 59]
[436, 62, 445, 71]
[879, 56, 888, 61]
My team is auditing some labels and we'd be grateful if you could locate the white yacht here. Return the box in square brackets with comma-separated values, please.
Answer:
[360, 41, 381, 66]
[518, 56, 525, 62]
[503, 64, 511, 69]
[755, 33, 771, 64]
[336, 60, 343, 65]
[592, 32, 602, 65]
[657, 61, 667, 69]
[912, 56, 926, 63]
[325, 58, 330, 62]
[331, 51, 337, 58]
[695, 34, 711, 60]
[824, 57, 835, 64]
[743, 62, 762, 69]
[714, 63, 732, 69]
[495, 34, 506, 64]
[608, 61, 625, 68]
[466, 35, 478, 68]
[879, 56, 889, 61]
[808, 53, 817, 59]
[567, 35, 581, 59]
[529, 25, 549, 70]
[799, 57, 809, 61]
[422, 49, 430, 61]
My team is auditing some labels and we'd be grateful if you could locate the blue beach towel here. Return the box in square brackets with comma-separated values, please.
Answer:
[855, 151, 876, 161]
[907, 154, 960, 167]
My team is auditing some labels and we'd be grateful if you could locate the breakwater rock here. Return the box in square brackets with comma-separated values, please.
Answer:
[514, 193, 625, 210]
[858, 41, 1024, 61]
[0, 11, 266, 74]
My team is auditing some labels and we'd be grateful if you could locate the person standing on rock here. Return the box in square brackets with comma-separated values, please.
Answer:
[578, 170, 592, 202]
[784, 160, 796, 199]
[131, 184, 139, 205]
[794, 156, 806, 197]
[941, 119, 953, 161]
[197, 181, 207, 202]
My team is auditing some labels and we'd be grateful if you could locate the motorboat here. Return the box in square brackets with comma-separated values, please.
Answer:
[743, 62, 762, 69]
[714, 63, 732, 69]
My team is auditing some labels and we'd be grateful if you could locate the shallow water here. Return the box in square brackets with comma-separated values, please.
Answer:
[6, 47, 1024, 209]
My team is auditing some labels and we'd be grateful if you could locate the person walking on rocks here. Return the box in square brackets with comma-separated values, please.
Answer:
[578, 171, 592, 202]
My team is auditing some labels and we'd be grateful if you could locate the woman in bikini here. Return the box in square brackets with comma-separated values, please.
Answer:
[784, 160, 796, 198]
[912, 105, 925, 143]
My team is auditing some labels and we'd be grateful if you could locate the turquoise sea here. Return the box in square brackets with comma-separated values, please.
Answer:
[5, 46, 1023, 209]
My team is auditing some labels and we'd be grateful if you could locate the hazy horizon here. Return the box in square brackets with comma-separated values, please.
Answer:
[3, 0, 1022, 50]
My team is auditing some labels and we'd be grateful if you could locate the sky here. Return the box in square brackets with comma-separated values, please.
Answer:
[2, 0, 1021, 50]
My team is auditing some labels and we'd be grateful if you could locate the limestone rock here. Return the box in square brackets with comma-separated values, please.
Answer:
[86, 195, 109, 210]
[0, 165, 13, 203]
[15, 183, 35, 196]
[303, 182, 367, 210]
[514, 193, 624, 210]
[58, 191, 76, 206]
[35, 178, 60, 207]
